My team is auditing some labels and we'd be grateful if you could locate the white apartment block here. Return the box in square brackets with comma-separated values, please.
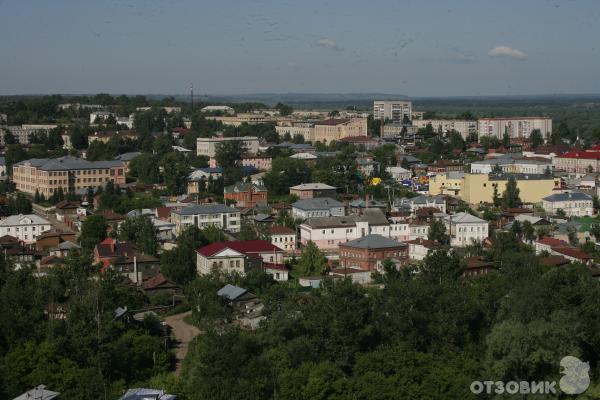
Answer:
[171, 204, 241, 234]
[1, 124, 58, 146]
[478, 117, 552, 140]
[299, 209, 390, 251]
[277, 118, 367, 143]
[413, 119, 478, 140]
[90, 111, 115, 124]
[443, 213, 489, 247]
[0, 214, 52, 243]
[373, 101, 413, 123]
[196, 136, 260, 158]
[542, 191, 594, 217]
[470, 156, 552, 175]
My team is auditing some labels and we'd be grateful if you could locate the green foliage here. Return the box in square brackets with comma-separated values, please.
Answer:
[427, 218, 449, 244]
[79, 215, 108, 251]
[275, 102, 293, 116]
[502, 176, 521, 209]
[294, 241, 328, 277]
[129, 153, 161, 184]
[119, 216, 159, 256]
[161, 226, 226, 284]
[263, 157, 311, 196]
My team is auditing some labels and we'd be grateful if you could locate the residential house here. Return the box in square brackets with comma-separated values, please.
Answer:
[12, 385, 60, 400]
[114, 152, 141, 174]
[349, 199, 388, 214]
[291, 197, 345, 219]
[0, 214, 52, 243]
[35, 229, 77, 251]
[406, 238, 440, 261]
[462, 256, 498, 277]
[269, 225, 296, 252]
[171, 203, 241, 234]
[443, 212, 489, 247]
[196, 240, 286, 279]
[217, 284, 265, 330]
[141, 273, 182, 299]
[328, 267, 373, 284]
[289, 183, 337, 199]
[393, 194, 447, 214]
[339, 234, 408, 272]
[93, 238, 160, 284]
[299, 208, 391, 251]
[224, 182, 268, 209]
[542, 191, 594, 217]
[118, 388, 176, 400]
[386, 166, 412, 182]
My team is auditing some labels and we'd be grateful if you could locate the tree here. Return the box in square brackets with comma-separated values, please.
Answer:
[214, 139, 246, 168]
[294, 241, 328, 277]
[68, 124, 89, 150]
[79, 215, 108, 251]
[263, 157, 311, 196]
[510, 219, 523, 238]
[492, 184, 501, 207]
[119, 216, 159, 256]
[530, 129, 544, 149]
[502, 176, 521, 209]
[275, 102, 293, 116]
[129, 153, 160, 184]
[567, 226, 579, 246]
[428, 219, 449, 244]
[522, 220, 536, 242]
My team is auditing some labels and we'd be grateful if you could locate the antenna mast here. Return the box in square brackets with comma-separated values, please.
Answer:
[190, 83, 194, 110]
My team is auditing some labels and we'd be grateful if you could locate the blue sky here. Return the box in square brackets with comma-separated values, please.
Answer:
[0, 0, 599, 96]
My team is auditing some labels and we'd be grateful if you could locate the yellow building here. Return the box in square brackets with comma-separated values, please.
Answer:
[429, 172, 560, 205]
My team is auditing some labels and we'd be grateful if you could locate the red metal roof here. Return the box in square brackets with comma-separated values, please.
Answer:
[551, 246, 592, 260]
[557, 150, 600, 160]
[196, 240, 284, 257]
[537, 237, 569, 247]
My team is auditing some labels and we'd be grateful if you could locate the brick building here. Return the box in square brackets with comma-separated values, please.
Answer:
[224, 182, 268, 208]
[339, 234, 408, 272]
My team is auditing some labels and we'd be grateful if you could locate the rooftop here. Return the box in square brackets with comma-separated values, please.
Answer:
[290, 183, 336, 191]
[341, 234, 406, 249]
[15, 156, 123, 171]
[292, 197, 343, 211]
[174, 203, 238, 216]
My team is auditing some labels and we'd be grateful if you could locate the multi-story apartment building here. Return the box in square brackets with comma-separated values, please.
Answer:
[413, 119, 478, 139]
[275, 118, 367, 143]
[542, 191, 594, 217]
[88, 130, 137, 144]
[196, 136, 260, 158]
[196, 240, 285, 276]
[269, 225, 296, 253]
[240, 155, 272, 171]
[90, 111, 115, 124]
[471, 155, 552, 175]
[429, 172, 560, 205]
[1, 124, 59, 145]
[381, 123, 419, 139]
[13, 156, 126, 196]
[204, 113, 273, 126]
[442, 213, 489, 247]
[0, 214, 52, 243]
[373, 101, 413, 123]
[171, 203, 241, 234]
[292, 197, 345, 219]
[339, 234, 408, 271]
[299, 209, 391, 251]
[478, 117, 552, 140]
[553, 147, 600, 175]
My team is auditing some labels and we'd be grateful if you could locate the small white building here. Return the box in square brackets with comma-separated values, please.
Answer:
[386, 166, 412, 181]
[443, 212, 489, 247]
[0, 214, 52, 243]
[542, 191, 594, 217]
[171, 204, 241, 234]
[406, 238, 439, 261]
[269, 225, 296, 252]
[291, 197, 345, 219]
[89, 111, 115, 124]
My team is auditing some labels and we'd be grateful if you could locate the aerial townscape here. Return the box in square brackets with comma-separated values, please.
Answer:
[2, 1, 600, 400]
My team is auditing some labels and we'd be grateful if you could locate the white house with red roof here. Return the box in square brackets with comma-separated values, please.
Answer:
[553, 145, 600, 175]
[196, 240, 287, 280]
[534, 236, 593, 265]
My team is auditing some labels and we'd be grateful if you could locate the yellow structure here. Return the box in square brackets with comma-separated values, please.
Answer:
[429, 173, 560, 205]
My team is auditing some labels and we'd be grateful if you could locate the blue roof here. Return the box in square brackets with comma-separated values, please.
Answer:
[217, 284, 248, 301]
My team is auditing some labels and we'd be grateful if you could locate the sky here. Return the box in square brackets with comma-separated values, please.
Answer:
[0, 0, 599, 97]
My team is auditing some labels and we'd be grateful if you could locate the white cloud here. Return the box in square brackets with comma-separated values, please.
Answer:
[488, 45, 527, 60]
[317, 38, 342, 51]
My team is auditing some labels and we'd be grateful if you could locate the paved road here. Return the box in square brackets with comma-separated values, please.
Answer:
[164, 311, 201, 373]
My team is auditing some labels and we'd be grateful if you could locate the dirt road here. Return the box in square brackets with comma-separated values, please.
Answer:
[164, 310, 201, 373]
